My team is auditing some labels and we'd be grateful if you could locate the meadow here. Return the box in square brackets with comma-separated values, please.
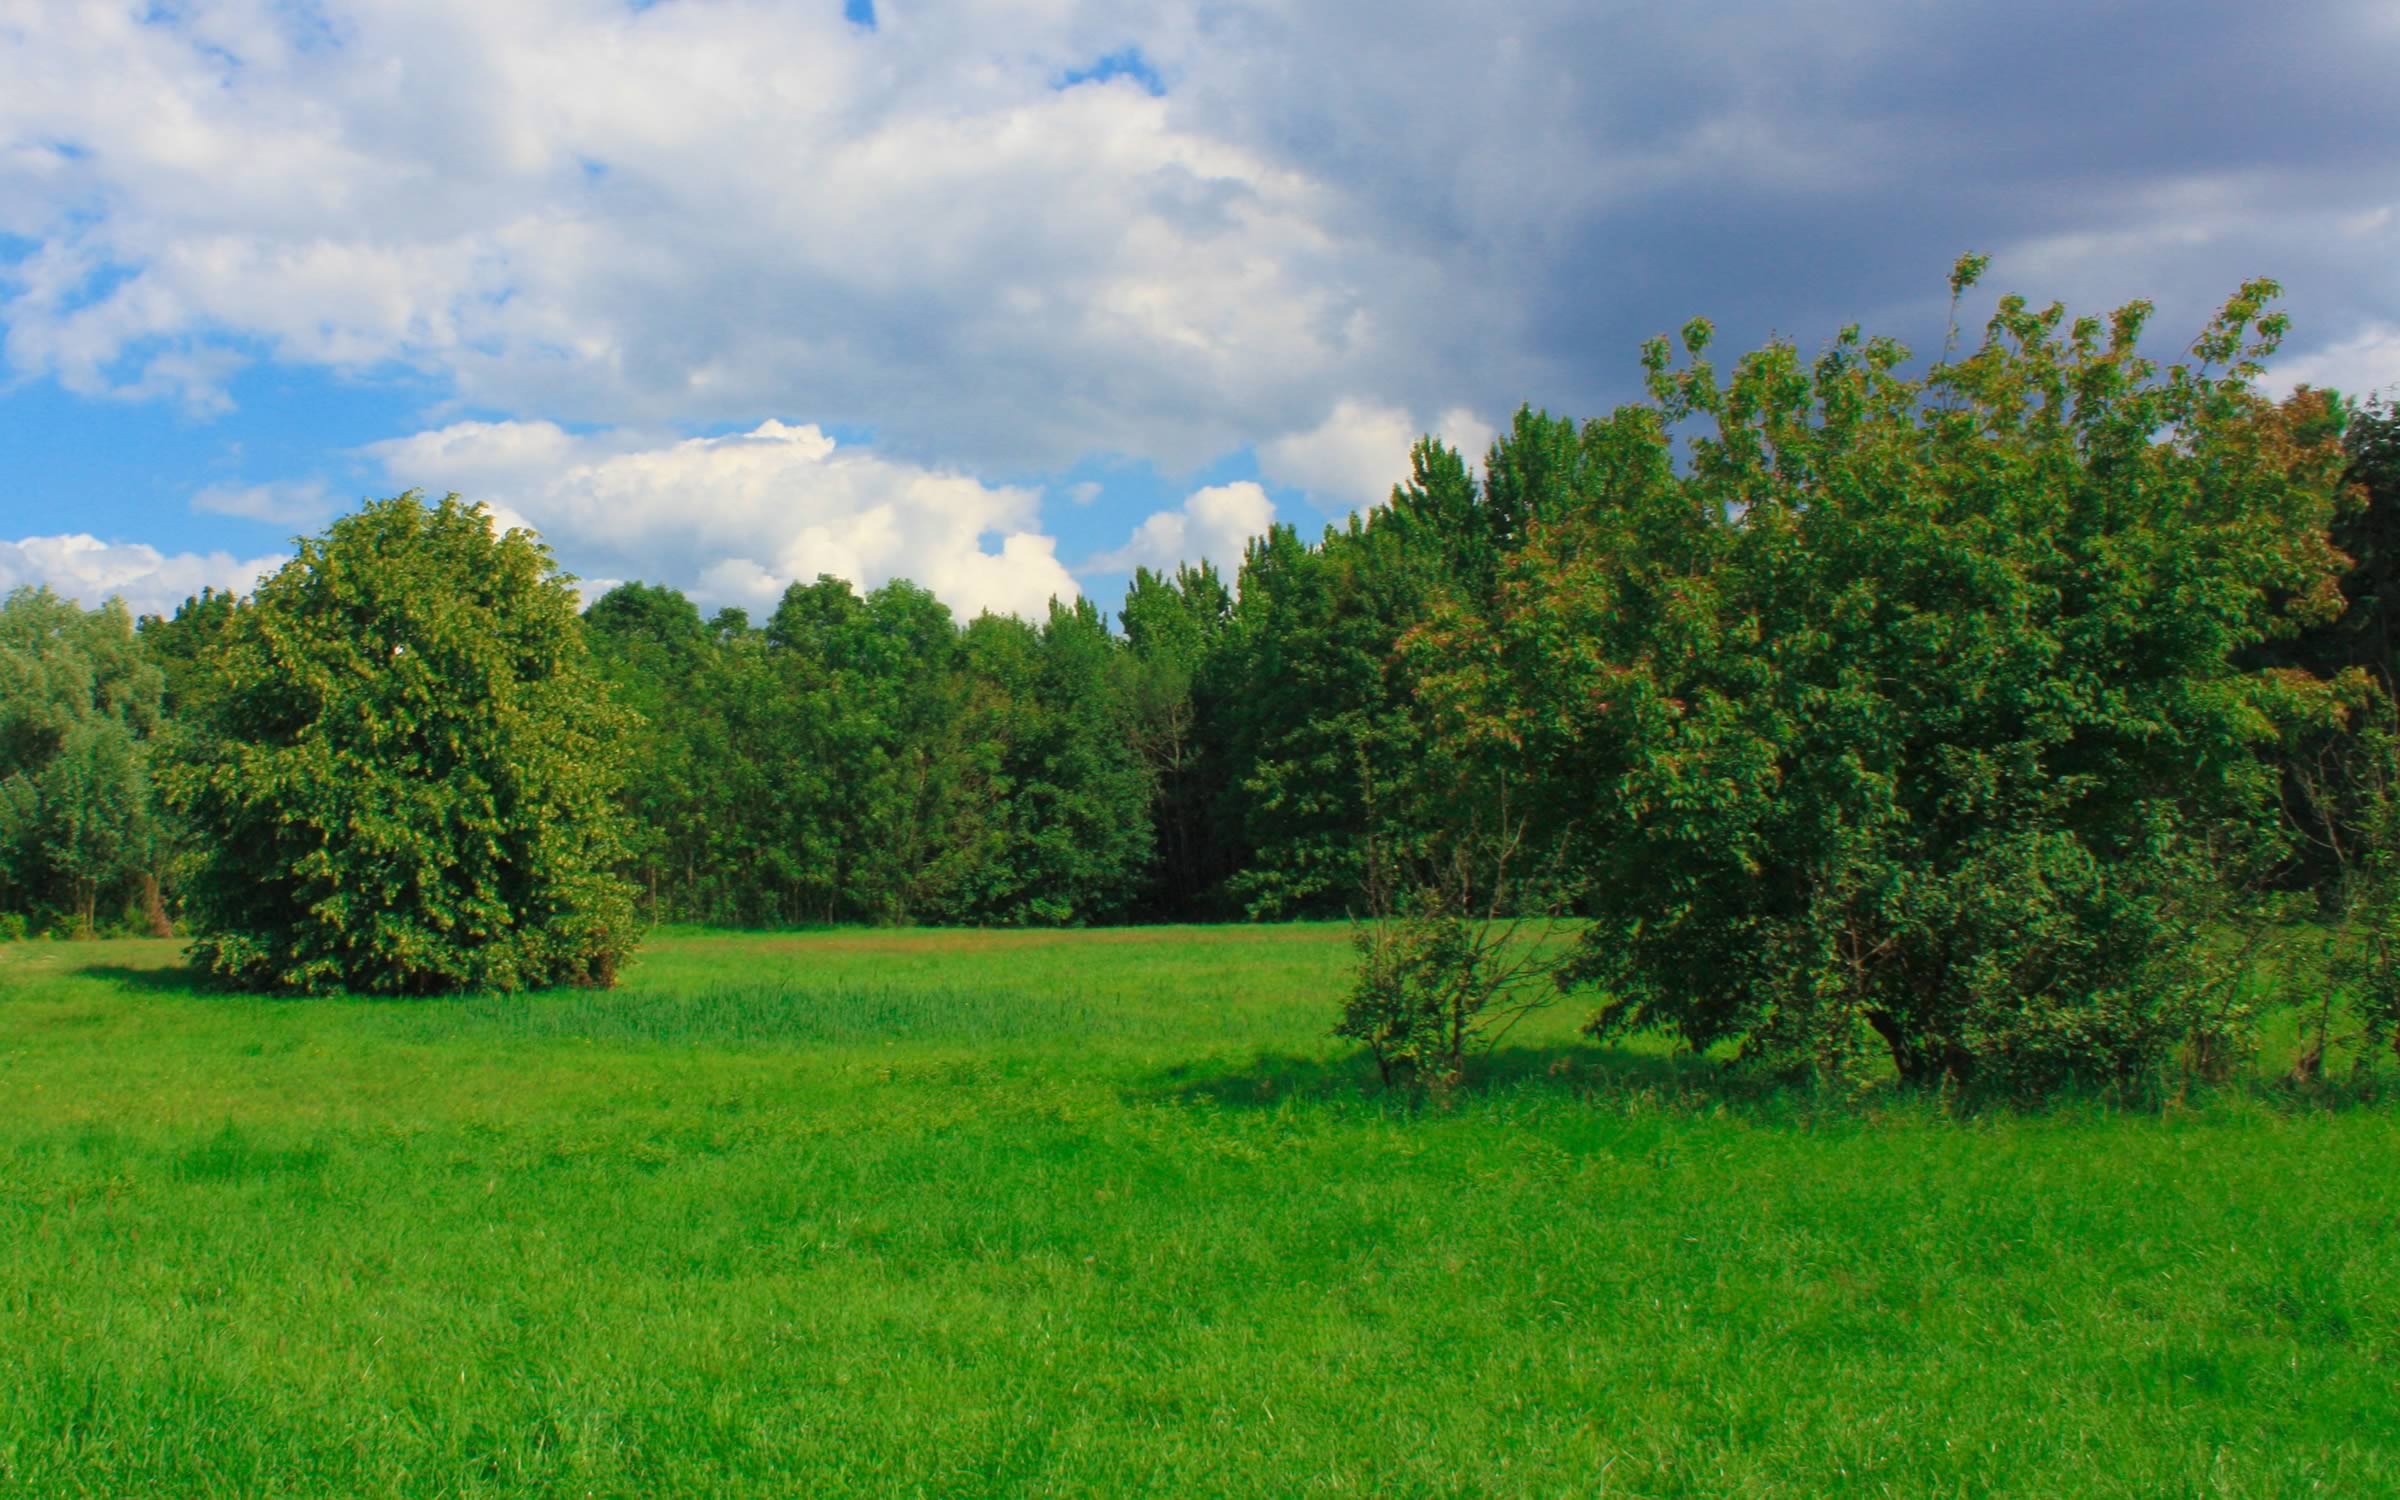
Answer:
[1, 926, 2394, 1498]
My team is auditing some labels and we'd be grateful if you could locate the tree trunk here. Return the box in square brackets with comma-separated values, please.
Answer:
[1868, 1010, 1955, 1086]
[140, 871, 173, 938]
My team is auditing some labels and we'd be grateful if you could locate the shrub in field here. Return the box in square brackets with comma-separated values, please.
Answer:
[1407, 264, 2356, 1092]
[1340, 881, 1572, 1089]
[165, 493, 636, 995]
[1342, 888, 1482, 1087]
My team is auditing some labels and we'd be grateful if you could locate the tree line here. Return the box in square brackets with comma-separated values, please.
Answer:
[3, 262, 2396, 1092]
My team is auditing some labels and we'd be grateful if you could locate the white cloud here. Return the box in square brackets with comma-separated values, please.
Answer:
[1258, 400, 1496, 511]
[1091, 481, 1275, 581]
[363, 418, 1080, 621]
[191, 477, 337, 527]
[0, 1, 1463, 472]
[0, 534, 284, 618]
[2268, 323, 2400, 402]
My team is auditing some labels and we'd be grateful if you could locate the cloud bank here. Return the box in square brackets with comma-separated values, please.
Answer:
[364, 419, 1080, 621]
[0, 534, 284, 618]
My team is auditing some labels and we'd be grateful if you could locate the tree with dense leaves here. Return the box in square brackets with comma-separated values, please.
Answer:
[1212, 519, 1406, 917]
[1210, 419, 1579, 919]
[1409, 265, 2352, 1091]
[983, 596, 1154, 924]
[2279, 395, 2400, 690]
[583, 581, 714, 920]
[0, 588, 166, 935]
[138, 586, 240, 718]
[1121, 562, 1233, 915]
[164, 493, 636, 994]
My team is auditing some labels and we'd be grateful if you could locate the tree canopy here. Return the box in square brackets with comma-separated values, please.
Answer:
[164, 493, 636, 994]
[1402, 270, 2358, 1088]
[0, 588, 165, 935]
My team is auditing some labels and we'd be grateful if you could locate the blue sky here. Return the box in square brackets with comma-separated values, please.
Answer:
[3, 0, 2397, 620]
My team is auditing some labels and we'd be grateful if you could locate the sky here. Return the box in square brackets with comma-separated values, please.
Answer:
[2, 0, 2397, 622]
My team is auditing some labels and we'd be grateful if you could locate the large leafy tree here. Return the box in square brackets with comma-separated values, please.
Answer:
[139, 586, 240, 718]
[0, 588, 165, 933]
[1212, 519, 1405, 917]
[1210, 418, 1574, 919]
[583, 581, 715, 921]
[1121, 562, 1234, 916]
[1412, 267, 2352, 1090]
[2279, 394, 2400, 690]
[166, 493, 637, 994]
[827, 581, 997, 923]
[966, 597, 1154, 925]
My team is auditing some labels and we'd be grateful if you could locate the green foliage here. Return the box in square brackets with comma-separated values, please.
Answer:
[2331, 395, 2400, 691]
[137, 585, 240, 718]
[20, 262, 2379, 1110]
[0, 588, 165, 932]
[1121, 563, 1234, 915]
[827, 581, 1004, 923]
[1211, 521, 1390, 917]
[583, 578, 709, 656]
[164, 493, 637, 994]
[32, 718, 153, 936]
[2285, 683, 2400, 1076]
[587, 575, 1154, 928]
[1412, 272, 2355, 1090]
[1339, 772, 1580, 1089]
[708, 575, 993, 925]
[960, 597, 1155, 924]
[1338, 890, 1512, 1088]
[2330, 783, 2400, 1070]
[1207, 414, 1602, 920]
[2255, 394, 2400, 892]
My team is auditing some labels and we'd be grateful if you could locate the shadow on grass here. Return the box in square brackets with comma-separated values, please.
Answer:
[1136, 1037, 1799, 1117]
[72, 961, 440, 1010]
[1138, 1036, 2400, 1123]
[74, 962, 212, 995]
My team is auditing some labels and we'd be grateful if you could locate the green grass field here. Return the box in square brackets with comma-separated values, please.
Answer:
[2, 927, 2394, 1497]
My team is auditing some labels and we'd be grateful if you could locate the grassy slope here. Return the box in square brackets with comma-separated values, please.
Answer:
[0, 927, 2393, 1498]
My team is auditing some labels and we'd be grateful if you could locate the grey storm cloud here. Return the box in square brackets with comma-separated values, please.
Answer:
[1164, 0, 2400, 422]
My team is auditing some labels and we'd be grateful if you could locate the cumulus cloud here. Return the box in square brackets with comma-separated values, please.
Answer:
[0, 534, 284, 618]
[2267, 322, 2400, 402]
[0, 1, 1450, 472]
[363, 419, 1080, 621]
[191, 478, 338, 527]
[1258, 400, 1496, 512]
[1091, 481, 1275, 581]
